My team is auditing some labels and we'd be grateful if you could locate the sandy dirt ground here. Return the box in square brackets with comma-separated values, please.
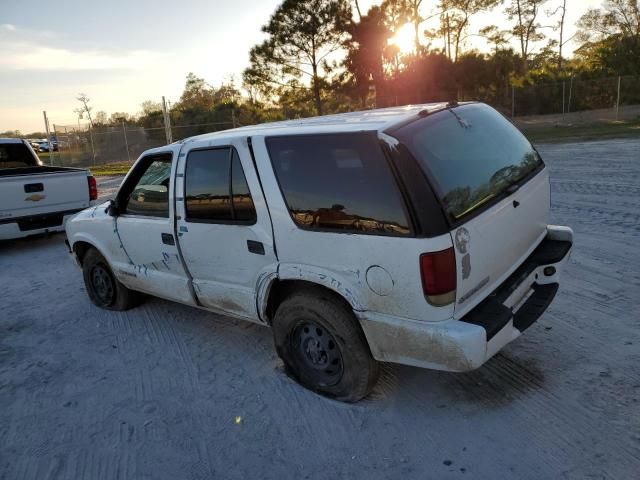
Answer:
[1, 138, 639, 479]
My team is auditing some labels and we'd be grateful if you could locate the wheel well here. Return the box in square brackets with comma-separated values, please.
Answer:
[73, 241, 95, 266]
[264, 280, 353, 324]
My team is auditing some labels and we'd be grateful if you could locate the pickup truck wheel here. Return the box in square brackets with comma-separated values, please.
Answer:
[82, 248, 140, 311]
[272, 291, 380, 402]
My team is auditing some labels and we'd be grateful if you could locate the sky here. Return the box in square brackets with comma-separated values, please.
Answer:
[1, 0, 602, 133]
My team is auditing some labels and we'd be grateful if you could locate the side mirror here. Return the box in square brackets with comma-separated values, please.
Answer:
[106, 200, 119, 217]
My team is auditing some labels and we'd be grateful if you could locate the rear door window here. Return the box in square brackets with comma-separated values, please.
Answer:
[0, 143, 40, 169]
[394, 103, 543, 220]
[266, 133, 411, 236]
[184, 147, 256, 224]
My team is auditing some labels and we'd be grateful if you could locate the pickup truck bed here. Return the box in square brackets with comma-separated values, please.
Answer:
[0, 139, 96, 240]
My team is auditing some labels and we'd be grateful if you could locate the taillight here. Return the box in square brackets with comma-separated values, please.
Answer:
[88, 175, 98, 201]
[420, 247, 456, 306]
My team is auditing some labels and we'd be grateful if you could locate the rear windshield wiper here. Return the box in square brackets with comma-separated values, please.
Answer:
[446, 107, 471, 129]
[506, 183, 520, 195]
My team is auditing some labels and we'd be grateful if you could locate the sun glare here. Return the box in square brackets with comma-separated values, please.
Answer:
[389, 23, 416, 54]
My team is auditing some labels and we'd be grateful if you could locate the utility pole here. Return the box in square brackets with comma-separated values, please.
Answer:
[615, 76, 621, 120]
[162, 96, 173, 144]
[567, 77, 573, 114]
[43, 111, 53, 166]
[88, 125, 96, 166]
[122, 120, 131, 162]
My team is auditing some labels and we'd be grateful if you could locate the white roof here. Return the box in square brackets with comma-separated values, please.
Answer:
[183, 102, 459, 143]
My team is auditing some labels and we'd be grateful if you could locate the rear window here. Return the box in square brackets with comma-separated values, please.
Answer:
[394, 103, 543, 220]
[266, 133, 411, 236]
[0, 142, 40, 169]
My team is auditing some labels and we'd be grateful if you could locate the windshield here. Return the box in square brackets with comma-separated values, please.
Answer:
[0, 142, 41, 169]
[394, 103, 543, 220]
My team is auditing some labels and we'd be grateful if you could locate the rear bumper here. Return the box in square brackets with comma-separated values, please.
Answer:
[0, 208, 84, 240]
[358, 225, 573, 371]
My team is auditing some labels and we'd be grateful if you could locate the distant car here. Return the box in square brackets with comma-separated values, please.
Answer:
[38, 141, 58, 152]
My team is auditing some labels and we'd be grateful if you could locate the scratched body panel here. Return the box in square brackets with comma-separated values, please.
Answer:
[173, 136, 278, 321]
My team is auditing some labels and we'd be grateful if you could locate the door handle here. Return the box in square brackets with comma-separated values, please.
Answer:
[161, 233, 175, 245]
[247, 240, 265, 255]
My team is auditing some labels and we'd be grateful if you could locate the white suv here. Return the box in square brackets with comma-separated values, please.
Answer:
[65, 102, 573, 401]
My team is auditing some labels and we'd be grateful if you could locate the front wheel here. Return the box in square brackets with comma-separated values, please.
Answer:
[272, 290, 380, 402]
[82, 248, 141, 311]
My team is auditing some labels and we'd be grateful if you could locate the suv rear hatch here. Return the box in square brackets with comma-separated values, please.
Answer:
[393, 103, 549, 317]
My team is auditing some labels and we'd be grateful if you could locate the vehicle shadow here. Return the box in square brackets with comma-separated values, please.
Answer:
[363, 349, 548, 410]
[138, 291, 548, 411]
[0, 231, 67, 253]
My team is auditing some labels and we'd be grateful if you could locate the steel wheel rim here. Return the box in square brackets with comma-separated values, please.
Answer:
[91, 264, 115, 305]
[291, 321, 344, 386]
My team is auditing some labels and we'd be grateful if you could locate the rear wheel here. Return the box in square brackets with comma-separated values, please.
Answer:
[272, 289, 379, 402]
[82, 248, 141, 311]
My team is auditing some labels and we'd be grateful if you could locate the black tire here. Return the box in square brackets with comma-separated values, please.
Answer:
[82, 248, 141, 311]
[272, 289, 380, 402]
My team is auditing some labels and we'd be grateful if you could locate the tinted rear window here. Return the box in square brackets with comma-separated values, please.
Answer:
[395, 103, 543, 220]
[267, 133, 411, 236]
[184, 147, 256, 224]
[0, 143, 40, 169]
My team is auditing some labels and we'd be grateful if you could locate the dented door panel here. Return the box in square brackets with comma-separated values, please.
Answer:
[174, 137, 278, 321]
[113, 146, 195, 305]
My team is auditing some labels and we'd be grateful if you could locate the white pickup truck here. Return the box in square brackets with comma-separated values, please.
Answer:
[66, 103, 573, 402]
[0, 138, 97, 240]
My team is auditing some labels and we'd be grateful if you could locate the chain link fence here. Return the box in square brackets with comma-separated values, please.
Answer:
[51, 120, 235, 168]
[374, 74, 640, 121]
[47, 74, 638, 168]
[511, 75, 640, 119]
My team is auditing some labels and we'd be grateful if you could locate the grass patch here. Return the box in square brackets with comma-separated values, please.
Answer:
[88, 162, 133, 176]
[521, 118, 640, 143]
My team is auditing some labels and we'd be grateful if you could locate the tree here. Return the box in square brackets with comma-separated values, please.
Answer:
[110, 112, 131, 124]
[344, 5, 391, 106]
[577, 0, 639, 42]
[550, 0, 568, 70]
[576, 0, 640, 75]
[479, 25, 510, 54]
[505, 0, 548, 71]
[94, 111, 108, 126]
[407, 0, 425, 53]
[176, 73, 215, 111]
[140, 100, 162, 116]
[74, 93, 94, 128]
[244, 0, 352, 115]
[441, 0, 501, 61]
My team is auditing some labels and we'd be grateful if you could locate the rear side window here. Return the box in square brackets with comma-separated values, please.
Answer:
[394, 103, 543, 220]
[185, 147, 256, 224]
[125, 156, 172, 217]
[266, 133, 411, 236]
[0, 143, 40, 169]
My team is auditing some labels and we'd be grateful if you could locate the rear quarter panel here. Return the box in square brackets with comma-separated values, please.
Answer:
[251, 135, 455, 323]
